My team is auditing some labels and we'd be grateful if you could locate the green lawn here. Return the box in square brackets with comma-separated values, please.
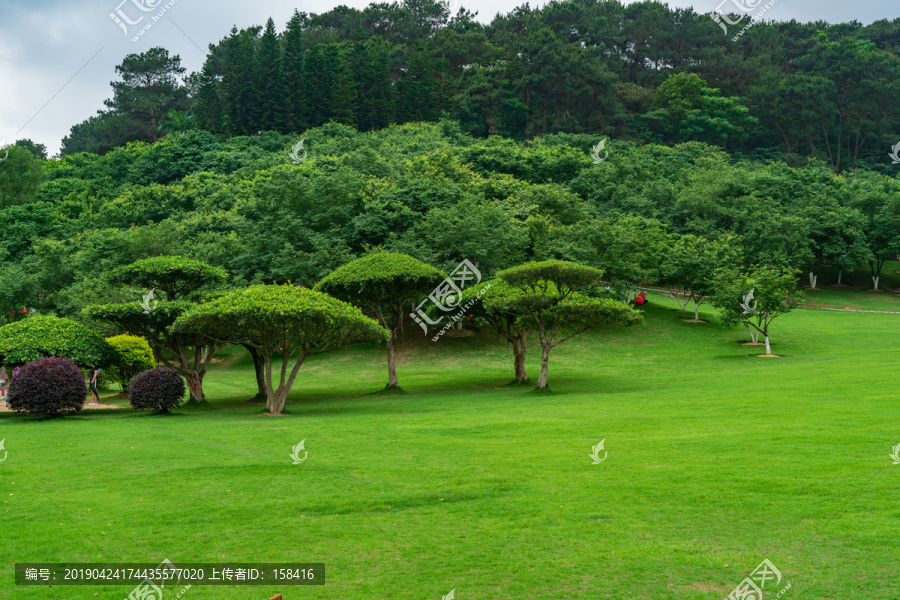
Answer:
[1, 293, 899, 599]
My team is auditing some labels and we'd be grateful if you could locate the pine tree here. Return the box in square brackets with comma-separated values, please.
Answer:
[282, 10, 306, 133]
[329, 46, 357, 127]
[398, 45, 436, 123]
[221, 27, 258, 136]
[301, 45, 336, 127]
[193, 60, 223, 133]
[433, 56, 456, 117]
[354, 39, 395, 131]
[254, 18, 288, 132]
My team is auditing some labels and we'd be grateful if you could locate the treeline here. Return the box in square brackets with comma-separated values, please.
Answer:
[2, 122, 898, 331]
[61, 0, 900, 173]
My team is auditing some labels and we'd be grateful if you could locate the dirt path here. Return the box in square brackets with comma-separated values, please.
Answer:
[0, 401, 123, 412]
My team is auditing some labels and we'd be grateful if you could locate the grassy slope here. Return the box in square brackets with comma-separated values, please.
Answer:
[1, 292, 899, 599]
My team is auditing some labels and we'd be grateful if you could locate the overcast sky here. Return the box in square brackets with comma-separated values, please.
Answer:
[0, 0, 896, 156]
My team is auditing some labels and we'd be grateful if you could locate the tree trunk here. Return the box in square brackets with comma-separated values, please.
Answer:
[746, 325, 760, 343]
[244, 345, 267, 400]
[694, 301, 700, 320]
[512, 338, 528, 383]
[873, 276, 880, 290]
[536, 344, 550, 389]
[808, 272, 817, 289]
[837, 270, 842, 284]
[764, 335, 771, 355]
[183, 369, 204, 403]
[386, 331, 399, 388]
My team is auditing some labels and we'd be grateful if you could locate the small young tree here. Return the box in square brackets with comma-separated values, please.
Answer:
[129, 368, 186, 413]
[661, 234, 738, 321]
[85, 256, 227, 404]
[173, 285, 387, 415]
[0, 316, 117, 367]
[315, 253, 444, 390]
[105, 335, 156, 393]
[713, 266, 804, 356]
[497, 261, 642, 389]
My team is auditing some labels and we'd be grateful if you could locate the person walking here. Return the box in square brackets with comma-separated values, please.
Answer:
[89, 367, 102, 405]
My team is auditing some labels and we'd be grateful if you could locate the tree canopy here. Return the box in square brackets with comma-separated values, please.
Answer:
[0, 316, 117, 368]
[173, 285, 387, 414]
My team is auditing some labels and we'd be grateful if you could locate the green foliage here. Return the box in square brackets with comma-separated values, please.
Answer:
[0, 145, 45, 207]
[713, 265, 804, 352]
[104, 47, 189, 144]
[661, 234, 739, 315]
[0, 316, 117, 368]
[106, 256, 227, 301]
[315, 252, 444, 325]
[497, 260, 642, 388]
[105, 334, 156, 392]
[173, 284, 387, 413]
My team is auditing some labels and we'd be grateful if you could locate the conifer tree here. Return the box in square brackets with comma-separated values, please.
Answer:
[282, 10, 306, 133]
[330, 46, 358, 127]
[254, 18, 288, 132]
[193, 60, 224, 133]
[398, 45, 436, 123]
[354, 38, 394, 131]
[301, 45, 335, 127]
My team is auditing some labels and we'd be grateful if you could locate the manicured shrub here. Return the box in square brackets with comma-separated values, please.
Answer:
[0, 316, 117, 368]
[128, 368, 185, 413]
[105, 335, 156, 393]
[7, 357, 87, 416]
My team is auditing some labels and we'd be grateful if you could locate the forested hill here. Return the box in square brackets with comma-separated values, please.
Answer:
[61, 0, 900, 173]
[2, 122, 899, 328]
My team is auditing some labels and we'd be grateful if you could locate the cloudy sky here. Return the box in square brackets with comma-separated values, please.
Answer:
[0, 0, 896, 156]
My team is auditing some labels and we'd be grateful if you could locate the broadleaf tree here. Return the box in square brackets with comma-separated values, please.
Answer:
[173, 285, 388, 415]
[713, 265, 804, 356]
[85, 256, 227, 403]
[315, 253, 444, 390]
[497, 260, 642, 389]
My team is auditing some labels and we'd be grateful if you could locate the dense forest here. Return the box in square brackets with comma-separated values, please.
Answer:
[60, 0, 900, 173]
[0, 0, 898, 332]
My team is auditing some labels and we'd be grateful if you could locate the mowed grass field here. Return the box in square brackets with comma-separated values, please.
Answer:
[2, 287, 900, 599]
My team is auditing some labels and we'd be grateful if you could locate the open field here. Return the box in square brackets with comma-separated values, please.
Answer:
[1, 291, 898, 599]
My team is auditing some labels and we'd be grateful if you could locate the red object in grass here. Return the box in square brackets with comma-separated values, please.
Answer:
[635, 292, 647, 305]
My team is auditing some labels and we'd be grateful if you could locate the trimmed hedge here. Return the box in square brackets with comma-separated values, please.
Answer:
[0, 316, 117, 368]
[7, 357, 87, 416]
[128, 368, 186, 413]
[105, 335, 156, 392]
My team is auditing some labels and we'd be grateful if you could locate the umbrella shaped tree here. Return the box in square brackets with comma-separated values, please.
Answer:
[173, 285, 388, 415]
